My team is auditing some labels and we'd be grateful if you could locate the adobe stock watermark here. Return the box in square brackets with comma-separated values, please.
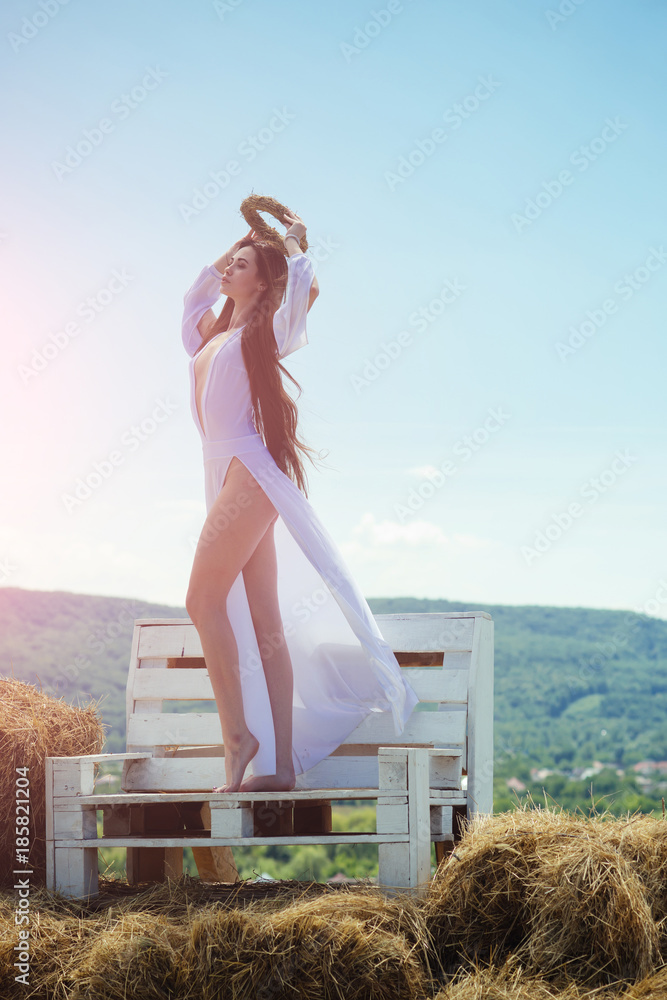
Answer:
[511, 116, 629, 233]
[179, 108, 296, 223]
[385, 75, 501, 191]
[340, 0, 416, 62]
[212, 0, 244, 20]
[555, 246, 667, 361]
[238, 573, 348, 683]
[18, 269, 133, 384]
[61, 397, 177, 513]
[51, 66, 168, 180]
[394, 406, 511, 522]
[14, 766, 33, 988]
[545, 0, 587, 31]
[187, 457, 288, 554]
[521, 449, 637, 565]
[8, 0, 72, 54]
[351, 277, 467, 393]
[307, 233, 341, 270]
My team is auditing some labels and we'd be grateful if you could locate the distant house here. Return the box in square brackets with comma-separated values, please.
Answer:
[632, 760, 667, 775]
[506, 776, 527, 793]
[530, 768, 553, 782]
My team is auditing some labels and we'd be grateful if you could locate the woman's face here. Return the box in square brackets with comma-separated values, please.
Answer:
[220, 245, 266, 302]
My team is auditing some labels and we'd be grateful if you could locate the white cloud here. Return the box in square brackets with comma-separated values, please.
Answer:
[348, 513, 450, 548]
[339, 512, 499, 599]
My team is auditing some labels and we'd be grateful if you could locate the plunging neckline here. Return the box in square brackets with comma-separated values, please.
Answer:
[191, 324, 246, 436]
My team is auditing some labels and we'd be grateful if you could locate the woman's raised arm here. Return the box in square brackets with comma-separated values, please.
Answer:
[212, 228, 255, 276]
[282, 210, 319, 309]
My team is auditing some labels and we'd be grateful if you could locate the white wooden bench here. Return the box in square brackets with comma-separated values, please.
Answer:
[45, 611, 493, 899]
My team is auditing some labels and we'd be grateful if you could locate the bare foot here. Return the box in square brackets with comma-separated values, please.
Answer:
[239, 767, 296, 792]
[213, 731, 260, 792]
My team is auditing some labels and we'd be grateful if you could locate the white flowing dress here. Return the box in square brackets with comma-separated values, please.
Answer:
[182, 252, 419, 779]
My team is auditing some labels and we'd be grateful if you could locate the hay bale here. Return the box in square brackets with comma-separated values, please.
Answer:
[269, 886, 442, 987]
[0, 677, 107, 887]
[520, 838, 662, 985]
[0, 900, 189, 1000]
[1, 882, 432, 1000]
[600, 817, 667, 948]
[433, 959, 618, 998]
[277, 886, 433, 951]
[68, 911, 189, 1000]
[622, 965, 667, 998]
[424, 811, 545, 970]
[0, 909, 99, 1000]
[425, 806, 665, 985]
[179, 904, 430, 1000]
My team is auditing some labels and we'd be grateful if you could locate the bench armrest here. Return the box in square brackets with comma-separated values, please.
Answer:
[46, 752, 154, 763]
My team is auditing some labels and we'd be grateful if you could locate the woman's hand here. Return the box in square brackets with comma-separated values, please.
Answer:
[213, 229, 255, 276]
[282, 210, 306, 244]
[233, 227, 255, 250]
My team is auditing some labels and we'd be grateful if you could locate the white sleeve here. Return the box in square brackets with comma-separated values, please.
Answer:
[272, 253, 316, 360]
[182, 264, 224, 357]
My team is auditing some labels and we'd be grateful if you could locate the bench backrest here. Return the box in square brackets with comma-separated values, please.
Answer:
[121, 612, 494, 813]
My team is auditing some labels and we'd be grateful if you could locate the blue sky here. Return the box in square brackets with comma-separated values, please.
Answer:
[1, 0, 666, 616]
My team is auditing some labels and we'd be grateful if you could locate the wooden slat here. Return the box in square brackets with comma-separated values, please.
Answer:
[132, 665, 469, 706]
[167, 650, 468, 670]
[121, 756, 386, 791]
[48, 752, 153, 763]
[120, 754, 462, 793]
[55, 788, 401, 805]
[396, 667, 468, 703]
[134, 613, 489, 660]
[137, 624, 201, 659]
[374, 614, 478, 651]
[443, 650, 473, 671]
[55, 791, 467, 807]
[52, 833, 412, 848]
[126, 710, 466, 751]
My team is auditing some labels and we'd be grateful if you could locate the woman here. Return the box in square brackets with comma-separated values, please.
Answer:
[183, 208, 418, 793]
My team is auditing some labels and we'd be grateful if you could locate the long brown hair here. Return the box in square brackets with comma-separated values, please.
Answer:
[202, 239, 318, 495]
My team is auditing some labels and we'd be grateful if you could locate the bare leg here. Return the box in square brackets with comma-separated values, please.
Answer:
[239, 519, 296, 792]
[185, 456, 279, 792]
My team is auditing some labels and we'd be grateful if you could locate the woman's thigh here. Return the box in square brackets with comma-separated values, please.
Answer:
[242, 519, 283, 641]
[188, 457, 278, 602]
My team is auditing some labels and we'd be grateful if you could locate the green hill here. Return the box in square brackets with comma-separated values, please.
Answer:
[1, 587, 666, 813]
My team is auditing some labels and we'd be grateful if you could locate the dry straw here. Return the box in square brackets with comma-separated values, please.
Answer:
[68, 911, 189, 1000]
[621, 966, 667, 998]
[0, 677, 107, 888]
[425, 804, 666, 987]
[178, 901, 431, 1000]
[240, 194, 309, 255]
[432, 957, 622, 999]
[520, 838, 661, 983]
[599, 815, 667, 949]
[2, 849, 667, 998]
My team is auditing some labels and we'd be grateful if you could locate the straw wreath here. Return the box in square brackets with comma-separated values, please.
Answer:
[240, 194, 309, 255]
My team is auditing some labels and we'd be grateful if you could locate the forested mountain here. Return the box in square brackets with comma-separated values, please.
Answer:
[2, 587, 666, 810]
